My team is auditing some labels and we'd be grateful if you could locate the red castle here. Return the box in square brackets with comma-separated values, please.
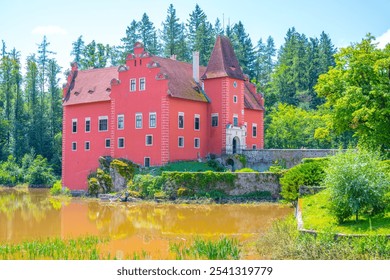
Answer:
[62, 36, 264, 190]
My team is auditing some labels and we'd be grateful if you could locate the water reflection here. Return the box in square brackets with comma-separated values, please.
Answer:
[0, 188, 292, 259]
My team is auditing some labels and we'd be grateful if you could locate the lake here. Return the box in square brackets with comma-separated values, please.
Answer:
[0, 187, 292, 259]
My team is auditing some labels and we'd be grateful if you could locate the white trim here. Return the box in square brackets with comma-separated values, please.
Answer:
[194, 137, 200, 149]
[98, 116, 108, 132]
[178, 112, 184, 129]
[139, 77, 146, 91]
[72, 118, 77, 133]
[211, 113, 219, 127]
[117, 114, 124, 130]
[178, 136, 184, 148]
[252, 123, 257, 138]
[233, 95, 238, 103]
[85, 141, 90, 151]
[145, 134, 153, 146]
[85, 117, 91, 133]
[130, 78, 136, 92]
[149, 112, 157, 128]
[194, 114, 200, 131]
[135, 113, 143, 129]
[105, 138, 111, 148]
[71, 142, 77, 151]
[118, 137, 125, 149]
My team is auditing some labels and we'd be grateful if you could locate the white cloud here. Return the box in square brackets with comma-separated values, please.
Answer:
[31, 25, 67, 36]
[376, 29, 390, 49]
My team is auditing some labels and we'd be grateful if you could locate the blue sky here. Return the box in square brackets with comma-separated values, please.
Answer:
[1, 0, 390, 75]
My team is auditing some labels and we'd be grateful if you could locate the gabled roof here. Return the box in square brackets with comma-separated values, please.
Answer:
[152, 57, 208, 102]
[244, 81, 264, 111]
[63, 67, 117, 106]
[201, 36, 246, 80]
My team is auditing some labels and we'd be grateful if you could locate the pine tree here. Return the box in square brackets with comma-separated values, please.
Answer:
[161, 4, 182, 57]
[187, 4, 207, 52]
[175, 23, 191, 62]
[214, 18, 224, 36]
[319, 31, 336, 74]
[121, 20, 140, 56]
[71, 35, 84, 65]
[139, 13, 160, 54]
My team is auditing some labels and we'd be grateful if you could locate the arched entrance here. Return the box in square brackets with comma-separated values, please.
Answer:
[232, 137, 240, 154]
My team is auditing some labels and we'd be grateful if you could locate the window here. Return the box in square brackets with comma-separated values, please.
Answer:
[139, 77, 145, 91]
[233, 115, 239, 127]
[99, 116, 108, 131]
[194, 138, 200, 148]
[85, 141, 90, 151]
[72, 119, 77, 133]
[118, 137, 125, 148]
[233, 81, 237, 88]
[105, 138, 111, 148]
[252, 144, 257, 150]
[85, 118, 91, 132]
[233, 95, 238, 103]
[72, 142, 77, 151]
[135, 113, 142, 129]
[178, 136, 184, 148]
[117, 114, 124, 130]
[146, 135, 153, 146]
[130, 79, 136, 91]
[178, 112, 184, 129]
[194, 114, 200, 130]
[144, 157, 150, 167]
[211, 114, 219, 127]
[252, 123, 257, 137]
[149, 113, 156, 128]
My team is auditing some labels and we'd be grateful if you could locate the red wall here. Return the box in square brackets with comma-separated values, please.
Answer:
[244, 108, 264, 150]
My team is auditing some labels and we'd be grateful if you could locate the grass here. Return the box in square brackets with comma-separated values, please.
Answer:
[301, 189, 390, 235]
[139, 161, 219, 176]
[170, 236, 241, 260]
[257, 215, 390, 260]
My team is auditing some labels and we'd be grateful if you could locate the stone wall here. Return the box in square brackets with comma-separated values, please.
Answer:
[243, 149, 340, 171]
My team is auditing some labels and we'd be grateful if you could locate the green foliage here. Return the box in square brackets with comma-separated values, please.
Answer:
[128, 174, 164, 198]
[153, 191, 168, 200]
[96, 168, 112, 193]
[88, 177, 100, 197]
[24, 155, 55, 186]
[235, 168, 256, 173]
[110, 159, 136, 181]
[0, 155, 22, 185]
[176, 187, 193, 197]
[235, 154, 247, 167]
[206, 159, 226, 172]
[49, 180, 71, 196]
[324, 150, 390, 222]
[280, 160, 328, 205]
[301, 157, 329, 164]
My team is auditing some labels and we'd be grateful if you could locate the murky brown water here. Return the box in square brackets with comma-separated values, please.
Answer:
[0, 187, 292, 259]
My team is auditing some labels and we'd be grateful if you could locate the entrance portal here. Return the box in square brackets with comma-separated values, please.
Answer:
[232, 137, 240, 154]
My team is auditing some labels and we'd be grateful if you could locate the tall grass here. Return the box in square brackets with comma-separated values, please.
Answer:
[257, 215, 390, 260]
[170, 236, 241, 260]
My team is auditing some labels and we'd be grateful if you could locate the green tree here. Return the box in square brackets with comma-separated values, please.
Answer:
[315, 35, 390, 150]
[324, 150, 390, 222]
[121, 20, 140, 56]
[71, 35, 84, 65]
[161, 4, 183, 57]
[138, 13, 160, 55]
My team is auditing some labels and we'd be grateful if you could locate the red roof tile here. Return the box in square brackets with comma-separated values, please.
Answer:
[201, 36, 246, 80]
[63, 67, 117, 106]
[152, 57, 208, 102]
[244, 81, 264, 111]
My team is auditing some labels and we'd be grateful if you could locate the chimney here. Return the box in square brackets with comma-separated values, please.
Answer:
[193, 51, 199, 83]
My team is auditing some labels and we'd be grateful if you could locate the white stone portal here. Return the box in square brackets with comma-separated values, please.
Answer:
[225, 124, 246, 154]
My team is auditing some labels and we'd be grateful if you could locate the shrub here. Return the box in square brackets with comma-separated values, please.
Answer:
[177, 187, 193, 197]
[324, 150, 390, 223]
[0, 156, 22, 185]
[24, 155, 56, 186]
[280, 160, 328, 206]
[88, 177, 100, 197]
[235, 167, 256, 173]
[50, 180, 71, 196]
[110, 159, 136, 181]
[301, 157, 329, 164]
[128, 174, 164, 198]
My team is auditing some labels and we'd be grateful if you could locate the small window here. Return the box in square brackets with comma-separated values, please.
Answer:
[233, 115, 239, 127]
[146, 135, 153, 146]
[252, 123, 257, 138]
[117, 114, 124, 130]
[99, 116, 108, 131]
[178, 136, 184, 148]
[130, 79, 136, 92]
[118, 137, 125, 148]
[144, 157, 150, 167]
[194, 138, 200, 148]
[105, 138, 111, 148]
[194, 115, 200, 131]
[211, 114, 218, 127]
[72, 119, 77, 133]
[85, 141, 90, 151]
[72, 142, 77, 151]
[233, 95, 238, 103]
[233, 81, 237, 88]
[85, 118, 91, 132]
[139, 77, 146, 91]
[135, 113, 142, 129]
[178, 112, 184, 129]
[149, 113, 156, 128]
[252, 144, 257, 150]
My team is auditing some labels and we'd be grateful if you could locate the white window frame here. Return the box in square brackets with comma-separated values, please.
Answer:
[98, 116, 108, 132]
[72, 142, 77, 151]
[178, 112, 184, 129]
[252, 123, 257, 138]
[194, 114, 200, 131]
[85, 117, 91, 133]
[144, 157, 150, 167]
[130, 78, 136, 92]
[135, 113, 143, 129]
[85, 141, 90, 151]
[194, 137, 200, 149]
[178, 136, 184, 148]
[149, 112, 157, 128]
[139, 77, 146, 91]
[211, 113, 219, 127]
[72, 118, 77, 133]
[145, 134, 153, 146]
[233, 95, 238, 103]
[118, 137, 125, 149]
[233, 114, 239, 127]
[105, 138, 111, 148]
[117, 114, 124, 130]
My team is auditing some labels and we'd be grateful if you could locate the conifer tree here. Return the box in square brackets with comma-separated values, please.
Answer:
[71, 35, 84, 65]
[161, 4, 183, 57]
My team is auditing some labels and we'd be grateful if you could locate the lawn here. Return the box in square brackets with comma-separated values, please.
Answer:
[300, 188, 390, 235]
[139, 160, 222, 175]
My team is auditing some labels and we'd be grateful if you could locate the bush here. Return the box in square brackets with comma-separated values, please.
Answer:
[280, 160, 328, 206]
[88, 177, 100, 197]
[128, 174, 164, 198]
[50, 180, 71, 196]
[324, 150, 390, 223]
[235, 168, 256, 173]
[0, 156, 22, 185]
[24, 155, 56, 186]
